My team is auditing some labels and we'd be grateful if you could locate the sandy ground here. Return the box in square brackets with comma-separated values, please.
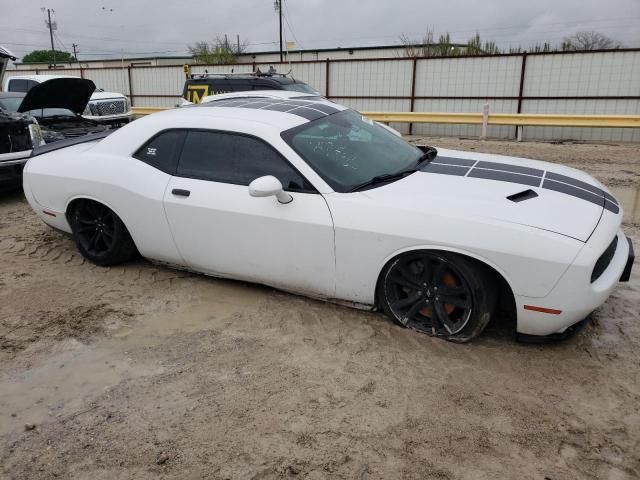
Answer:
[1, 138, 639, 480]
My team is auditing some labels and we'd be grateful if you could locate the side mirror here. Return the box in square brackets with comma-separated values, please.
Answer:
[248, 175, 293, 204]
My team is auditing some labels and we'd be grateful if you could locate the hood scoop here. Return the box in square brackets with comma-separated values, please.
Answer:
[507, 189, 539, 203]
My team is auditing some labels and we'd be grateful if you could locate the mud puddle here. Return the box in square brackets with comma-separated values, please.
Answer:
[0, 280, 270, 440]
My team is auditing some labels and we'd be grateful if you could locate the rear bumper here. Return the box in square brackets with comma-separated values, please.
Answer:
[516, 228, 631, 337]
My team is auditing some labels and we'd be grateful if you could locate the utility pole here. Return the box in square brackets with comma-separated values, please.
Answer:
[72, 43, 78, 62]
[236, 34, 240, 55]
[44, 8, 57, 68]
[274, 0, 283, 62]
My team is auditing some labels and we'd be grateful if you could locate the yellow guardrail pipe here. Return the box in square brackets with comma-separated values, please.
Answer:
[363, 112, 640, 128]
[132, 107, 640, 128]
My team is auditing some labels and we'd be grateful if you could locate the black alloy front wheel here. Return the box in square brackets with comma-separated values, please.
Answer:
[378, 251, 497, 342]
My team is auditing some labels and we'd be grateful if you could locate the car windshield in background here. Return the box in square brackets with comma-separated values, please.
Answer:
[0, 96, 23, 112]
[282, 109, 423, 192]
[24, 108, 77, 118]
[282, 83, 319, 94]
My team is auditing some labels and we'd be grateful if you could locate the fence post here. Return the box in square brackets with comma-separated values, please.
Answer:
[127, 66, 134, 106]
[409, 57, 418, 135]
[325, 58, 330, 98]
[481, 103, 489, 139]
[515, 52, 528, 140]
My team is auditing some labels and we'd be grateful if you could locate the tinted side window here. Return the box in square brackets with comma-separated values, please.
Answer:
[26, 80, 39, 91]
[133, 129, 185, 174]
[8, 79, 29, 92]
[177, 131, 315, 192]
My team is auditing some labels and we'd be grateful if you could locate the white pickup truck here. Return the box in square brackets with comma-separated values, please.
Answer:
[3, 74, 132, 126]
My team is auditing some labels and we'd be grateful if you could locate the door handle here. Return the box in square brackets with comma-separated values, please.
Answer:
[172, 188, 190, 197]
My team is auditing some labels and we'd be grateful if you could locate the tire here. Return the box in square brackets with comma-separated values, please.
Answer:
[377, 251, 497, 343]
[69, 200, 137, 266]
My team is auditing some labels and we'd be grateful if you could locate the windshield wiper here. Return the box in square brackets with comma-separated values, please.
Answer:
[412, 146, 438, 169]
[349, 171, 415, 192]
[348, 147, 438, 193]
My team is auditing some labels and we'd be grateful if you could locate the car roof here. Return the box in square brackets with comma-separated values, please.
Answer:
[201, 90, 327, 103]
[159, 97, 347, 131]
[196, 96, 346, 122]
[0, 91, 25, 99]
[7, 74, 81, 82]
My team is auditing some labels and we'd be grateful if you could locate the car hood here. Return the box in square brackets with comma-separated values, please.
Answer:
[18, 78, 96, 114]
[361, 148, 619, 242]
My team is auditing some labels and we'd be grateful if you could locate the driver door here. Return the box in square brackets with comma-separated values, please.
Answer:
[163, 129, 336, 297]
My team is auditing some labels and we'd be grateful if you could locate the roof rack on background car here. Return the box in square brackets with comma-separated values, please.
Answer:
[188, 71, 289, 80]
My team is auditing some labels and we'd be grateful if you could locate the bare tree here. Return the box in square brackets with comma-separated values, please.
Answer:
[188, 36, 248, 64]
[400, 29, 435, 57]
[399, 29, 463, 57]
[561, 31, 622, 51]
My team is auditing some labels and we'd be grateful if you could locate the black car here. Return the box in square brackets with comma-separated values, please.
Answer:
[182, 69, 319, 103]
[1, 78, 107, 144]
[0, 47, 42, 190]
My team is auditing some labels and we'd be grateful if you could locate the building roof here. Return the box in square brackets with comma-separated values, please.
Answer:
[13, 42, 468, 66]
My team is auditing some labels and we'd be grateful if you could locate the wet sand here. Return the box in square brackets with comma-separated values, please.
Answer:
[1, 138, 639, 479]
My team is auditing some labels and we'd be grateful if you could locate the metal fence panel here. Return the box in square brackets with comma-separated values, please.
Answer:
[83, 68, 130, 96]
[6, 50, 639, 142]
[131, 66, 184, 106]
[330, 59, 413, 97]
[524, 51, 640, 96]
[415, 56, 522, 97]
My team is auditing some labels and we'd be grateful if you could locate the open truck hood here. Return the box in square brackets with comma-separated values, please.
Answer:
[18, 77, 96, 115]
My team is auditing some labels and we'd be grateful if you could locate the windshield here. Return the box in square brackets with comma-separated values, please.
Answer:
[282, 82, 319, 94]
[0, 97, 23, 112]
[282, 109, 422, 192]
[23, 108, 77, 118]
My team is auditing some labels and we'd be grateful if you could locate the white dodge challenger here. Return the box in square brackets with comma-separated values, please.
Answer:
[22, 96, 634, 342]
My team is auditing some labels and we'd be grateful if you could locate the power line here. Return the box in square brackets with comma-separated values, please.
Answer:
[282, 0, 303, 50]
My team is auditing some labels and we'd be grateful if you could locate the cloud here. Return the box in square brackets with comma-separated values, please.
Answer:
[0, 0, 638, 60]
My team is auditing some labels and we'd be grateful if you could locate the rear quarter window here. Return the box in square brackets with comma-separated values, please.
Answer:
[133, 129, 186, 174]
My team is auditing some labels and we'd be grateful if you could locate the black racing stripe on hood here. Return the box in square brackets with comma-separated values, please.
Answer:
[475, 160, 544, 177]
[604, 200, 620, 214]
[421, 156, 618, 214]
[546, 171, 618, 205]
[468, 168, 542, 187]
[542, 179, 605, 208]
[421, 163, 470, 176]
[429, 157, 476, 167]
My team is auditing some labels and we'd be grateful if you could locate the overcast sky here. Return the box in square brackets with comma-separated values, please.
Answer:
[1, 0, 639, 60]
